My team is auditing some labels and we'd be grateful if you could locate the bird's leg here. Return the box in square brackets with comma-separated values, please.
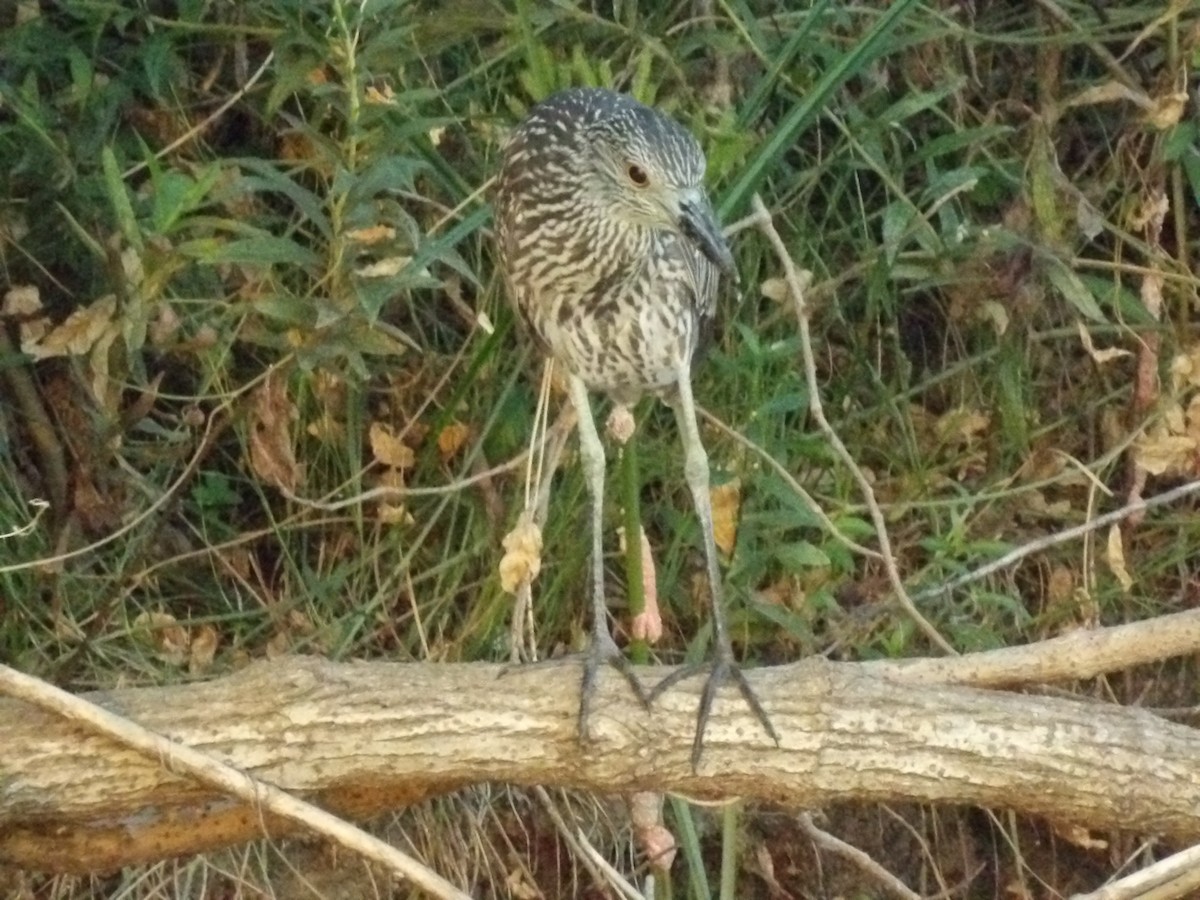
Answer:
[649, 371, 781, 768]
[567, 375, 650, 743]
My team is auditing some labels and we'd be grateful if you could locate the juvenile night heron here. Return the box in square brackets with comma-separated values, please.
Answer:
[495, 87, 778, 764]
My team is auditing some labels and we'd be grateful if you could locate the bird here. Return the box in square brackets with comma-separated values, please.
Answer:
[494, 86, 778, 766]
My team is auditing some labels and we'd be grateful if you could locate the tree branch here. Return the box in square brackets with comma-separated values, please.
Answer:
[3, 612, 1200, 874]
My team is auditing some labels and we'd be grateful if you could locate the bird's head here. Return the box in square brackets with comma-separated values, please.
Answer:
[579, 97, 737, 281]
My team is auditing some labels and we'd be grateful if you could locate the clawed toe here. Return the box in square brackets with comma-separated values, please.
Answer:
[579, 638, 651, 743]
[651, 655, 779, 769]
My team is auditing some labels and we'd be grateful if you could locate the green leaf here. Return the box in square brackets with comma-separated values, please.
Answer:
[774, 542, 831, 571]
[749, 600, 814, 643]
[881, 200, 915, 263]
[235, 158, 332, 240]
[720, 0, 923, 217]
[1029, 127, 1067, 245]
[1043, 256, 1106, 322]
[102, 146, 143, 252]
[183, 235, 320, 268]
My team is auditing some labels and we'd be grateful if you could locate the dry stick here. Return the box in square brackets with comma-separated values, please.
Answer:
[530, 787, 641, 900]
[748, 194, 954, 655]
[910, 479, 1200, 603]
[0, 367, 251, 575]
[798, 813, 921, 900]
[122, 51, 276, 179]
[1072, 843, 1200, 900]
[0, 663, 471, 900]
[880, 804, 957, 898]
[572, 828, 647, 900]
[0, 328, 69, 516]
[281, 454, 530, 510]
[698, 406, 880, 559]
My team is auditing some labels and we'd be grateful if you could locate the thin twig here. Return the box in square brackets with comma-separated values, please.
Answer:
[122, 51, 276, 179]
[798, 813, 921, 900]
[698, 406, 880, 559]
[0, 365, 259, 574]
[0, 663, 470, 900]
[1068, 840, 1200, 898]
[911, 479, 1200, 602]
[531, 786, 642, 900]
[280, 454, 529, 510]
[749, 194, 954, 655]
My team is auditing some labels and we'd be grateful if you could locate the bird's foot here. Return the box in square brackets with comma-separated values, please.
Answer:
[579, 631, 650, 744]
[649, 652, 780, 770]
[500, 633, 651, 745]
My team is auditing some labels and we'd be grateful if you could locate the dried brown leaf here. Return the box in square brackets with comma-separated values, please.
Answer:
[376, 467, 413, 524]
[132, 611, 190, 666]
[1105, 525, 1133, 592]
[499, 517, 542, 594]
[627, 526, 661, 644]
[23, 295, 118, 360]
[1133, 428, 1196, 476]
[189, 625, 219, 674]
[248, 373, 301, 492]
[3, 284, 43, 317]
[369, 421, 415, 469]
[1077, 322, 1131, 364]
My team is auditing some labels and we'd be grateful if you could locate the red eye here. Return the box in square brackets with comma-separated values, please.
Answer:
[627, 163, 650, 187]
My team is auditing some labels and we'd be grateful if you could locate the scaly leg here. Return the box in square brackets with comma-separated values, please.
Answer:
[567, 374, 649, 743]
[649, 369, 780, 768]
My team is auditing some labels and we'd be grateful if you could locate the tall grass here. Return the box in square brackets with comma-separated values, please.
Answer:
[1, 0, 1197, 895]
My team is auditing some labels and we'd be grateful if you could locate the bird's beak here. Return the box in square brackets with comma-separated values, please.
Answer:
[678, 189, 738, 283]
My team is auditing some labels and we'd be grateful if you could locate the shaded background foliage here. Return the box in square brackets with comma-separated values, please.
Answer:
[1, 0, 1198, 896]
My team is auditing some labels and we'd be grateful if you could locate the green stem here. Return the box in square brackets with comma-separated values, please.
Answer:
[719, 801, 741, 900]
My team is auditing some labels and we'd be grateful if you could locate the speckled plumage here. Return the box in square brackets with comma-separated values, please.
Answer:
[495, 87, 724, 405]
[494, 87, 777, 768]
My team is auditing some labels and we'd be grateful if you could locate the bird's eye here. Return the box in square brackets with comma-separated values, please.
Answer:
[626, 163, 650, 187]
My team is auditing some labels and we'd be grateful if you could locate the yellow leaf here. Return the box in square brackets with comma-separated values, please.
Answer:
[356, 256, 411, 278]
[759, 277, 788, 303]
[710, 478, 741, 556]
[1143, 91, 1189, 130]
[978, 300, 1009, 336]
[1105, 525, 1133, 592]
[1133, 430, 1195, 476]
[935, 408, 990, 444]
[346, 225, 396, 244]
[3, 284, 43, 316]
[376, 467, 413, 524]
[365, 84, 395, 104]
[369, 421, 415, 469]
[437, 421, 471, 460]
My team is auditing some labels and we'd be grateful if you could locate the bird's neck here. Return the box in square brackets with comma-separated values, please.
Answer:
[576, 209, 655, 283]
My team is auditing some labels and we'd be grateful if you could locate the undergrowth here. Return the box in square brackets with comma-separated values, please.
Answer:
[1, 0, 1198, 897]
